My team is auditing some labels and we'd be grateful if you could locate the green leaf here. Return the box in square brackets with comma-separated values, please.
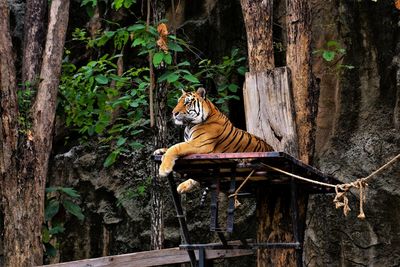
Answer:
[42, 227, 51, 243]
[168, 42, 183, 52]
[124, 0, 136, 8]
[49, 225, 65, 235]
[45, 200, 60, 221]
[129, 141, 144, 149]
[127, 24, 146, 32]
[60, 188, 80, 198]
[116, 137, 127, 146]
[62, 199, 84, 221]
[81, 0, 97, 7]
[183, 74, 199, 83]
[237, 66, 247, 75]
[158, 71, 172, 82]
[178, 61, 190, 67]
[113, 0, 124, 10]
[322, 51, 335, 62]
[327, 40, 339, 48]
[46, 187, 59, 193]
[104, 150, 120, 167]
[228, 84, 239, 93]
[164, 53, 172, 65]
[153, 52, 164, 67]
[45, 243, 57, 257]
[167, 73, 179, 83]
[132, 37, 145, 47]
[95, 75, 109, 85]
[104, 31, 115, 38]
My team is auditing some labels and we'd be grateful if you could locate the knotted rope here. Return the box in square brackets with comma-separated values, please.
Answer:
[228, 170, 255, 208]
[229, 153, 399, 220]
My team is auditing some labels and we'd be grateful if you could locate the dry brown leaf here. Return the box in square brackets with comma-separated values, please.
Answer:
[396, 0, 400, 10]
[157, 23, 169, 52]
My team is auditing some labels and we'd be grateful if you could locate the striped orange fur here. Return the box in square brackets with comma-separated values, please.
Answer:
[154, 87, 273, 193]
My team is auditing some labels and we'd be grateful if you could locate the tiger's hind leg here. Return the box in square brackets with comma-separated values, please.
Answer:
[177, 179, 200, 194]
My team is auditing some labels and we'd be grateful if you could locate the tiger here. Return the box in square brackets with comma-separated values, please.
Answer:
[154, 87, 274, 193]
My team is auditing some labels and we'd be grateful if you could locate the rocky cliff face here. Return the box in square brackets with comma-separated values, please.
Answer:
[305, 0, 400, 266]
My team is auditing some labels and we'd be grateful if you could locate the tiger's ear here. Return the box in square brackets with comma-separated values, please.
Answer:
[196, 87, 206, 99]
[181, 89, 186, 95]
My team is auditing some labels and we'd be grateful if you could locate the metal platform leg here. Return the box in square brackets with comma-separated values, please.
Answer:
[226, 168, 236, 233]
[199, 247, 206, 267]
[167, 174, 197, 267]
[290, 178, 302, 267]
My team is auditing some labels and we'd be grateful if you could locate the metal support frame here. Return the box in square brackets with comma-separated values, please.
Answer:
[167, 174, 197, 267]
[156, 152, 340, 267]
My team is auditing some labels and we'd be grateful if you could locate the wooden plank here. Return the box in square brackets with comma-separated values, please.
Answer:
[243, 68, 299, 157]
[39, 247, 254, 267]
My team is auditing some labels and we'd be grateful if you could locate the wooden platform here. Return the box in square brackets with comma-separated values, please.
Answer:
[154, 151, 341, 267]
[153, 151, 340, 193]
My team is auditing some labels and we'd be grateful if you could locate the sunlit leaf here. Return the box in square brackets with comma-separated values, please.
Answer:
[322, 51, 335, 62]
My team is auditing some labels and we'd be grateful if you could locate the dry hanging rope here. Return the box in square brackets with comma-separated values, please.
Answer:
[228, 170, 255, 208]
[228, 153, 399, 220]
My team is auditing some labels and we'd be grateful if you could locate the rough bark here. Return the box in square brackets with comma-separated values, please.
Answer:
[0, 0, 70, 266]
[243, 67, 298, 155]
[240, 0, 274, 72]
[0, 0, 18, 173]
[22, 0, 47, 86]
[286, 0, 317, 165]
[149, 1, 168, 249]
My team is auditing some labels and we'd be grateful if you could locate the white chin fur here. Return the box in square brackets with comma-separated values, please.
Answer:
[174, 119, 183, 125]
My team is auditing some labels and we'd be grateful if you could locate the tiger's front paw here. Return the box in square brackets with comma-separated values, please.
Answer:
[153, 148, 168, 155]
[159, 161, 173, 177]
[177, 179, 200, 194]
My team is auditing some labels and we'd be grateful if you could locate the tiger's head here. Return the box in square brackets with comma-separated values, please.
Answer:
[172, 87, 210, 125]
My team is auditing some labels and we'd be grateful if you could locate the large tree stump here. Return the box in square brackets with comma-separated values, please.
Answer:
[244, 68, 307, 267]
[243, 68, 298, 155]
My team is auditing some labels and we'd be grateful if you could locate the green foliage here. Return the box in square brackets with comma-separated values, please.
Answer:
[17, 84, 35, 133]
[61, 2, 246, 167]
[117, 177, 151, 206]
[43, 187, 84, 258]
[314, 40, 355, 70]
[196, 48, 247, 112]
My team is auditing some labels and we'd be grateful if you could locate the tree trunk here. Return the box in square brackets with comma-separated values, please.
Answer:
[240, 0, 274, 72]
[149, 0, 170, 251]
[241, 1, 316, 266]
[0, 0, 70, 266]
[286, 0, 318, 165]
[22, 0, 47, 86]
